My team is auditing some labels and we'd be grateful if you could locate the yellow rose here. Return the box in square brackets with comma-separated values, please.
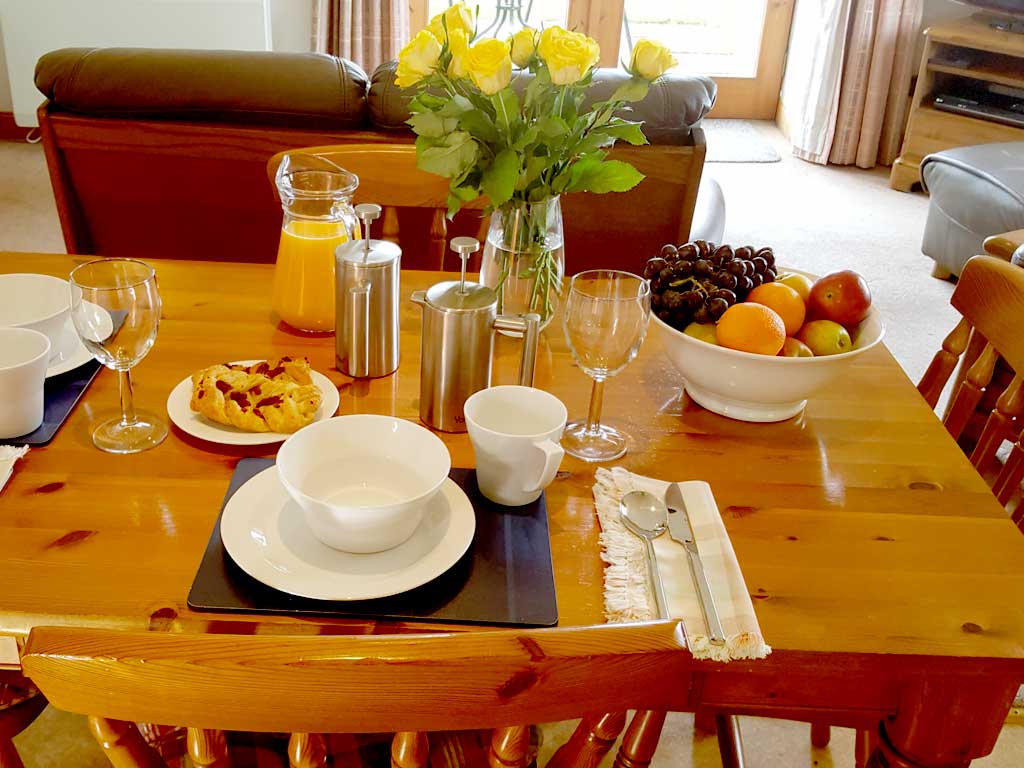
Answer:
[464, 38, 512, 96]
[447, 28, 470, 78]
[428, 3, 475, 43]
[629, 39, 677, 81]
[395, 29, 442, 88]
[509, 27, 538, 68]
[538, 26, 600, 86]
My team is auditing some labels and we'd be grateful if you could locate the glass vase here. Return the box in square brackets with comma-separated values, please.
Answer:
[480, 196, 565, 332]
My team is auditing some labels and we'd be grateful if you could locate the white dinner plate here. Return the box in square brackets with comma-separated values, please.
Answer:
[46, 302, 110, 378]
[165, 360, 340, 446]
[220, 467, 476, 600]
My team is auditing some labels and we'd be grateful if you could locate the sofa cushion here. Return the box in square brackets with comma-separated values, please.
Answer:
[35, 48, 370, 129]
[369, 60, 716, 144]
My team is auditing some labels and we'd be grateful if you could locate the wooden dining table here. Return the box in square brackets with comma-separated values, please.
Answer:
[2, 252, 1024, 767]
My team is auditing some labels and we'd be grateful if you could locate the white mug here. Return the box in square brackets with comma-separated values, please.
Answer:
[464, 385, 567, 507]
[0, 328, 51, 438]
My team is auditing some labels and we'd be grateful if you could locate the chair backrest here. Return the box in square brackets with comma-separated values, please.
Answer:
[22, 622, 685, 766]
[918, 255, 1024, 521]
[268, 138, 706, 274]
[267, 144, 487, 272]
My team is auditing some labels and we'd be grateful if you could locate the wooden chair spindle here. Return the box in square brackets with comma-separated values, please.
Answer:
[187, 727, 230, 768]
[969, 375, 1024, 473]
[488, 726, 531, 768]
[287, 733, 328, 768]
[918, 317, 972, 407]
[87, 717, 164, 768]
[391, 731, 429, 768]
[546, 713, 627, 768]
[944, 342, 998, 441]
[611, 710, 666, 768]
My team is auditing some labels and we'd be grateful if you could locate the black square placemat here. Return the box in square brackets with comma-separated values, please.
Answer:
[0, 360, 102, 446]
[187, 458, 558, 627]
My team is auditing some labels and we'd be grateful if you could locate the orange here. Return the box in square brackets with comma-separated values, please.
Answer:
[746, 282, 807, 336]
[776, 272, 814, 302]
[716, 303, 786, 355]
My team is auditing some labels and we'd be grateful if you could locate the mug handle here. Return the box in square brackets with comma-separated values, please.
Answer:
[523, 438, 564, 494]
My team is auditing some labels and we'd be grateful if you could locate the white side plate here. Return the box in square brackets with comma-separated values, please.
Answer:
[165, 360, 340, 446]
[220, 467, 476, 600]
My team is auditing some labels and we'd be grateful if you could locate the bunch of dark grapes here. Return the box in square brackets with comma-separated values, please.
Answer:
[644, 240, 777, 331]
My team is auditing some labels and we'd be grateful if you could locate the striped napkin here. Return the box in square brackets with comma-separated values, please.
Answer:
[0, 446, 28, 494]
[593, 466, 771, 662]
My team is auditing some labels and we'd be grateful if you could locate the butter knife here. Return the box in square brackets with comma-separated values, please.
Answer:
[665, 482, 726, 645]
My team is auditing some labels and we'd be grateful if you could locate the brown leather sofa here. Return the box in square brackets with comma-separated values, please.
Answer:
[34, 48, 715, 272]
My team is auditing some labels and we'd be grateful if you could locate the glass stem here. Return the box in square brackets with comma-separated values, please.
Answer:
[118, 368, 138, 427]
[585, 379, 605, 435]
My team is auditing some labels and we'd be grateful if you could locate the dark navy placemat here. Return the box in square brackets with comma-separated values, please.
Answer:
[0, 360, 102, 446]
[187, 459, 558, 627]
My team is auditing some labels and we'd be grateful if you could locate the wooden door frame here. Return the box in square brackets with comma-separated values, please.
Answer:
[408, 0, 795, 118]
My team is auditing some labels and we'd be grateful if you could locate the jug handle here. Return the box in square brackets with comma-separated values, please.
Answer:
[493, 313, 540, 387]
[347, 281, 371, 377]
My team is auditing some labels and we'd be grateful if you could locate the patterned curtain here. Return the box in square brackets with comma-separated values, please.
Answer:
[828, 0, 923, 168]
[312, 0, 408, 75]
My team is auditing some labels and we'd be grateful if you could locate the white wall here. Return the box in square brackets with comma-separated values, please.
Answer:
[270, 0, 314, 53]
[917, 0, 973, 60]
[0, 0, 314, 119]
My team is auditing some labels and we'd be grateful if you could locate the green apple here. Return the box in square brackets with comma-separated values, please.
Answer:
[796, 320, 852, 356]
[683, 322, 718, 345]
[779, 337, 814, 357]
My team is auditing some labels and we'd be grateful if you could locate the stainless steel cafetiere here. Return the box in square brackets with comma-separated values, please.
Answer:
[412, 237, 540, 432]
[335, 203, 401, 378]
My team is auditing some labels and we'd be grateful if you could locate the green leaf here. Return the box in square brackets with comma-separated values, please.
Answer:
[521, 153, 551, 190]
[492, 88, 521, 134]
[482, 148, 520, 207]
[567, 158, 645, 194]
[410, 92, 446, 111]
[512, 125, 539, 152]
[597, 120, 648, 146]
[417, 131, 479, 179]
[610, 78, 650, 103]
[439, 95, 475, 117]
[458, 109, 500, 144]
[536, 115, 569, 141]
[407, 110, 458, 138]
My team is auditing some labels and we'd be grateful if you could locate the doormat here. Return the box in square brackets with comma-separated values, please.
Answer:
[703, 119, 782, 163]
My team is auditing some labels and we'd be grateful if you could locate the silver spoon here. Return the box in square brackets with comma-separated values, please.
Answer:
[620, 490, 670, 619]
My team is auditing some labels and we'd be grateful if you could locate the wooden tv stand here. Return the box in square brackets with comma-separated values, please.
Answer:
[890, 14, 1024, 192]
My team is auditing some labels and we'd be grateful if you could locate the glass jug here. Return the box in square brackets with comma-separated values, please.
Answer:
[272, 153, 359, 332]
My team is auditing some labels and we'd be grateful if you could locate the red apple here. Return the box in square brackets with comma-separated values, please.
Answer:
[807, 270, 872, 328]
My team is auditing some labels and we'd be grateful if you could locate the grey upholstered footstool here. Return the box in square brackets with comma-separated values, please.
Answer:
[920, 143, 1024, 278]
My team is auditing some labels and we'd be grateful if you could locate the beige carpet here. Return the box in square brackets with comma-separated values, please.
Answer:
[4, 131, 1024, 766]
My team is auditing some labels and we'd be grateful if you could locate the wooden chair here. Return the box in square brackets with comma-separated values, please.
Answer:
[266, 144, 487, 273]
[267, 138, 706, 275]
[21, 622, 691, 768]
[918, 254, 1024, 520]
[0, 671, 47, 768]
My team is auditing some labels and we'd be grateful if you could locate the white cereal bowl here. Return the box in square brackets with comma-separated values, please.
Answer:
[653, 288, 885, 423]
[0, 274, 70, 360]
[277, 415, 452, 553]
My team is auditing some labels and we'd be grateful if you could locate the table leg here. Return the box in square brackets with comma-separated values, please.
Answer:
[865, 678, 1017, 767]
[0, 740, 24, 768]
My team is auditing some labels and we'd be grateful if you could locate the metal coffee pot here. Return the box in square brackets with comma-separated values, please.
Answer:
[335, 203, 401, 378]
[412, 237, 540, 432]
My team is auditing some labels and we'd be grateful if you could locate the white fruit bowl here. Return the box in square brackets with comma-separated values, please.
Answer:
[652, 276, 885, 423]
[277, 415, 451, 553]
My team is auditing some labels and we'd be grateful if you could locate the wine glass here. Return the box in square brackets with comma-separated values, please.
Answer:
[562, 270, 651, 462]
[69, 258, 167, 454]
